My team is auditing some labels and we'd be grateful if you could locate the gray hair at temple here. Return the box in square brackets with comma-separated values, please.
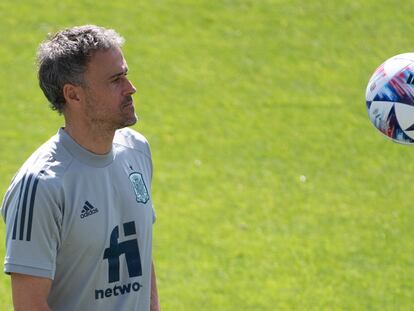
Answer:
[37, 25, 125, 114]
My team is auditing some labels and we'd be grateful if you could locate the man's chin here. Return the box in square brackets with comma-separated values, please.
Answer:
[118, 114, 138, 129]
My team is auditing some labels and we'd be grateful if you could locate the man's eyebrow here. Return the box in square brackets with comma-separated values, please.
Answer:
[109, 68, 128, 80]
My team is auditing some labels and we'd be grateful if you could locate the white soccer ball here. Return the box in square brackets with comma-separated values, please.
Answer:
[366, 53, 414, 144]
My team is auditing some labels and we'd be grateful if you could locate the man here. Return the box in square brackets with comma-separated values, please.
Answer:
[1, 25, 160, 311]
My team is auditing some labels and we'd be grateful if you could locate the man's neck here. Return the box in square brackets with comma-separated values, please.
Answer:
[63, 124, 115, 155]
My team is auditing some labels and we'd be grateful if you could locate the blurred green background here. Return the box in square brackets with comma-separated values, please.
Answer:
[0, 0, 413, 310]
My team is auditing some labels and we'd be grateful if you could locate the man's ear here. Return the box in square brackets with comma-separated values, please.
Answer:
[63, 83, 82, 106]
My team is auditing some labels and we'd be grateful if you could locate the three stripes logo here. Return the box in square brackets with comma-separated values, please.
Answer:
[11, 170, 44, 242]
[80, 201, 99, 219]
[407, 73, 414, 85]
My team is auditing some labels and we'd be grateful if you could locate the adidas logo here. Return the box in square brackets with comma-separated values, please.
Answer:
[80, 201, 99, 219]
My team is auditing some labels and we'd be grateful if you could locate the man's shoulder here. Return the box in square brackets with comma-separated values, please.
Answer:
[1, 134, 71, 218]
[15, 134, 73, 186]
[114, 127, 151, 157]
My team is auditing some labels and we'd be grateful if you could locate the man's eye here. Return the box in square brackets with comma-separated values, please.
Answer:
[112, 74, 127, 83]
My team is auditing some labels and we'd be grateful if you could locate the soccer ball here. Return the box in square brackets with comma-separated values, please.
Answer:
[366, 53, 414, 145]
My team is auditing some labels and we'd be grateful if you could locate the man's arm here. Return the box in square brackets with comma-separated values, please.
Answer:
[150, 261, 161, 311]
[11, 273, 52, 311]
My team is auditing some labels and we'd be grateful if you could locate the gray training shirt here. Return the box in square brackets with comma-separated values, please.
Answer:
[1, 127, 155, 311]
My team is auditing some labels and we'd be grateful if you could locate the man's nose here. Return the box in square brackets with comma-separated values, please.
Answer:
[125, 79, 137, 95]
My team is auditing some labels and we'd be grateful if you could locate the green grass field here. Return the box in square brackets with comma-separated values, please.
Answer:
[1, 0, 413, 310]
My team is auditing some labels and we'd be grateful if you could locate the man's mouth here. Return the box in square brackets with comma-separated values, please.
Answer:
[122, 96, 134, 108]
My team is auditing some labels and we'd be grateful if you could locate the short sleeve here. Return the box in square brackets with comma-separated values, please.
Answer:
[2, 171, 62, 279]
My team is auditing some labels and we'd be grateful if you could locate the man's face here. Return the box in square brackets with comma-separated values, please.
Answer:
[81, 47, 137, 131]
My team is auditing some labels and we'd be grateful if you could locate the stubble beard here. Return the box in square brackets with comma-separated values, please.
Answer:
[119, 95, 138, 129]
[84, 95, 138, 132]
[119, 112, 138, 129]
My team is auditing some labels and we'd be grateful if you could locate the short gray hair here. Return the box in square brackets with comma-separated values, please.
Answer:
[37, 25, 125, 114]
